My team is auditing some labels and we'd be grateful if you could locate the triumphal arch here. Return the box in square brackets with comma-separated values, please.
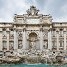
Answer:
[14, 6, 52, 51]
[0, 6, 67, 56]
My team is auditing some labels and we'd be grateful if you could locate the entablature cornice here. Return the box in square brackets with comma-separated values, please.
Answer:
[52, 22, 67, 27]
[52, 22, 67, 28]
[13, 23, 52, 26]
[0, 22, 13, 28]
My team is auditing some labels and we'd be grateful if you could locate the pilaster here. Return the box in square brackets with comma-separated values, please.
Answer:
[64, 28, 66, 50]
[23, 27, 26, 50]
[0, 28, 2, 51]
[56, 28, 59, 51]
[40, 26, 43, 50]
[7, 29, 9, 50]
[48, 29, 52, 50]
[14, 28, 18, 50]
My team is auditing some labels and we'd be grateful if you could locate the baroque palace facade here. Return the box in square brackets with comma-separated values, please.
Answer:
[0, 6, 67, 55]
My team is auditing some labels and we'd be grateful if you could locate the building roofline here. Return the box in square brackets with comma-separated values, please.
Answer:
[52, 22, 67, 24]
[0, 22, 13, 24]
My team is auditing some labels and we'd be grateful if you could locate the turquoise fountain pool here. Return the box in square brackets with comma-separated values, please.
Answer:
[0, 64, 67, 67]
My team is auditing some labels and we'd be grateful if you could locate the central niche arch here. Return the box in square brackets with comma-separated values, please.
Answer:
[28, 32, 38, 50]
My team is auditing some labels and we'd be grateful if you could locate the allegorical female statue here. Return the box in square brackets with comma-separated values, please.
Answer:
[29, 37, 36, 50]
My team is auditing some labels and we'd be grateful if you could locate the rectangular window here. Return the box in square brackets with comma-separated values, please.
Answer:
[59, 41, 64, 47]
[18, 40, 22, 49]
[52, 29, 56, 37]
[60, 29, 63, 37]
[9, 41, 14, 50]
[3, 41, 7, 50]
[3, 31, 7, 39]
[52, 41, 56, 48]
[9, 31, 14, 39]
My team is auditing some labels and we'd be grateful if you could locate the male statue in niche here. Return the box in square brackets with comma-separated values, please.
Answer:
[29, 33, 37, 50]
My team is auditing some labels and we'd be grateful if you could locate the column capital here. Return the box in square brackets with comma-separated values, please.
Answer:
[40, 27, 43, 31]
[14, 25, 16, 28]
[63, 28, 66, 32]
[23, 25, 26, 32]
[56, 28, 59, 32]
[6, 28, 10, 32]
[50, 25, 52, 29]
[48, 28, 52, 32]
[23, 28, 26, 32]
[0, 28, 2, 32]
[40, 25, 43, 31]
[14, 28, 17, 32]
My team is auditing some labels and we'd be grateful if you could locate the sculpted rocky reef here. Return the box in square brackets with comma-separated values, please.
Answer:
[0, 49, 66, 65]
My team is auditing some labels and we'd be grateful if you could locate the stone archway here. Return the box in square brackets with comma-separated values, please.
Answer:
[28, 32, 38, 50]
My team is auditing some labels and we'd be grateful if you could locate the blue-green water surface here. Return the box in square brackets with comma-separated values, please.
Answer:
[0, 64, 67, 67]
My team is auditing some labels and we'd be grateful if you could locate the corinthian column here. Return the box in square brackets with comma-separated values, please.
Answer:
[23, 28, 26, 50]
[0, 29, 2, 51]
[64, 28, 66, 50]
[40, 27, 43, 50]
[48, 29, 52, 50]
[56, 29, 59, 51]
[7, 30, 9, 50]
[14, 29, 18, 50]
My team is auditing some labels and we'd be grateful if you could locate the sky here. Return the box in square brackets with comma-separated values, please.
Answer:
[0, 0, 67, 22]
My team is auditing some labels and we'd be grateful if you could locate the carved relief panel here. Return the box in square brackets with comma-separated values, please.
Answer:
[18, 31, 22, 40]
[2, 28, 7, 39]
[9, 41, 14, 50]
[43, 29, 48, 49]
[9, 31, 14, 39]
[43, 29, 48, 40]
[17, 30, 23, 49]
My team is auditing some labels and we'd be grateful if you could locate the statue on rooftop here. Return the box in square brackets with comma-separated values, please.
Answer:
[26, 6, 39, 16]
